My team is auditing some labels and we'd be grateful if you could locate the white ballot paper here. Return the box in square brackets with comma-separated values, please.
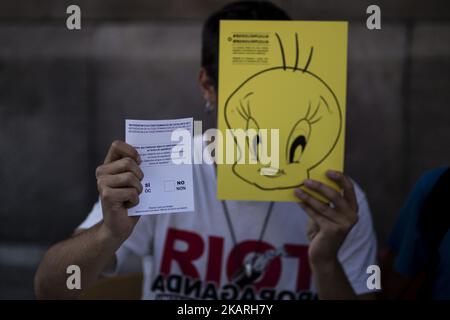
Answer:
[125, 118, 194, 216]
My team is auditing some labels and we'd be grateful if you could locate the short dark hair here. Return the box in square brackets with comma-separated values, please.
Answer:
[201, 1, 291, 89]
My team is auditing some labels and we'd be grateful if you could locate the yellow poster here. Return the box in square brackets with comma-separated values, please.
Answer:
[217, 20, 348, 201]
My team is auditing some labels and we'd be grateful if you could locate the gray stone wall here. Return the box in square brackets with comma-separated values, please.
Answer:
[0, 0, 449, 298]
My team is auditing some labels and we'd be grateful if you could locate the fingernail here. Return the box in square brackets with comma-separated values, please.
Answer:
[137, 155, 142, 164]
[304, 179, 315, 187]
[327, 170, 339, 178]
[295, 189, 305, 197]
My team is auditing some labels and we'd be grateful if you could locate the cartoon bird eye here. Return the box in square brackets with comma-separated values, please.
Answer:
[286, 117, 310, 164]
[235, 97, 262, 162]
[286, 97, 329, 164]
[251, 133, 262, 161]
[246, 117, 261, 161]
[289, 135, 307, 163]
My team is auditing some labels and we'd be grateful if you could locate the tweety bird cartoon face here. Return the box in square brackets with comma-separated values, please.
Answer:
[224, 33, 342, 190]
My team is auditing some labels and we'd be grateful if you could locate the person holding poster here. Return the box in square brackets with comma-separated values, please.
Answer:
[35, 1, 378, 300]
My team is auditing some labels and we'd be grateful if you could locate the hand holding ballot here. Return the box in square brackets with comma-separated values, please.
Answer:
[96, 117, 196, 236]
[125, 118, 195, 216]
[95, 140, 144, 240]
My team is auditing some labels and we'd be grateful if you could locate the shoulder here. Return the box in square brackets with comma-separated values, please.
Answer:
[350, 179, 371, 219]
[387, 167, 448, 254]
[341, 178, 376, 250]
[352, 180, 366, 202]
[398, 166, 448, 216]
[415, 167, 448, 195]
[342, 178, 375, 243]
[338, 179, 378, 293]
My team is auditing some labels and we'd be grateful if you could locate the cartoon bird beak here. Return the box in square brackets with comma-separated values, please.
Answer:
[259, 167, 286, 177]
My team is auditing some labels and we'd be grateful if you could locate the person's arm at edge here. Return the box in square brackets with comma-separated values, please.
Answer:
[34, 222, 123, 299]
[34, 141, 144, 299]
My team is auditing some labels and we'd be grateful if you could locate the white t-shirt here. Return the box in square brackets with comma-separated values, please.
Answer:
[79, 160, 377, 300]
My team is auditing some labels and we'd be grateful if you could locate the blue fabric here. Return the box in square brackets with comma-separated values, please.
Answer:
[389, 167, 450, 299]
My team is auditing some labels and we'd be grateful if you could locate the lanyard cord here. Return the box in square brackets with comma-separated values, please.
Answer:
[221, 201, 275, 266]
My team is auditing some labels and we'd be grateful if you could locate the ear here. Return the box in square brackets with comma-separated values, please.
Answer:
[198, 67, 217, 105]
